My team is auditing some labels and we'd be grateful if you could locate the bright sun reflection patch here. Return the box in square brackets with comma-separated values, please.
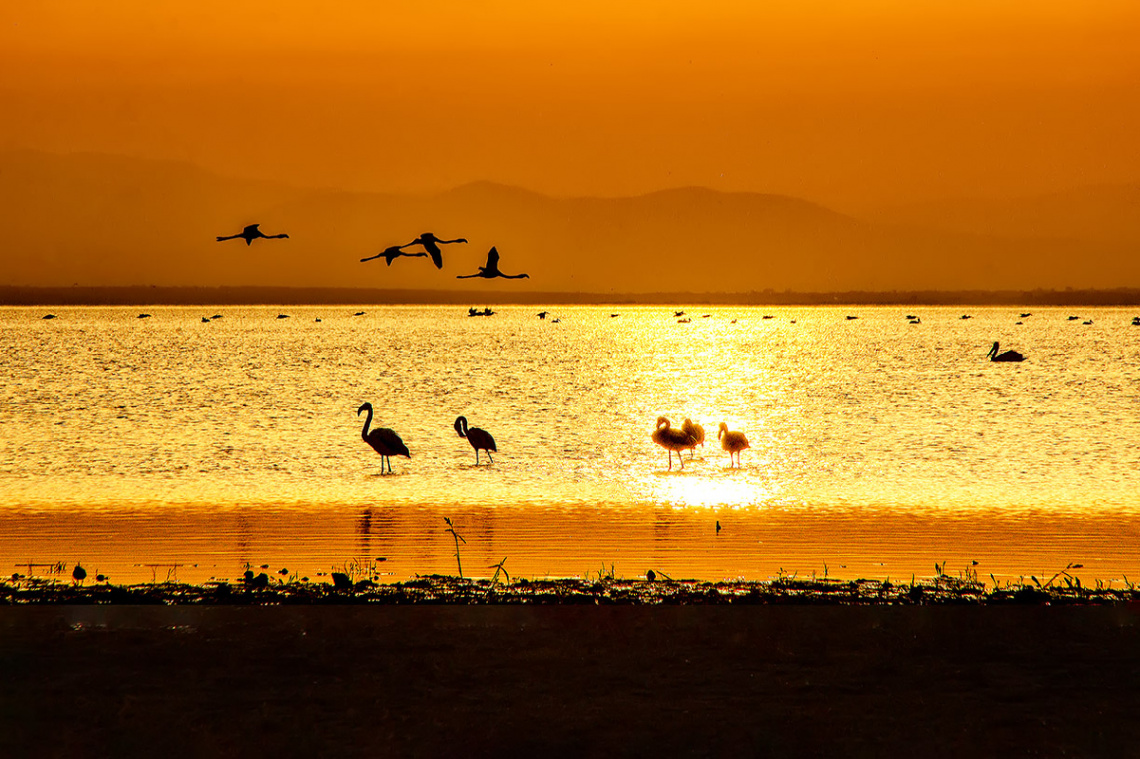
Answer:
[643, 467, 776, 509]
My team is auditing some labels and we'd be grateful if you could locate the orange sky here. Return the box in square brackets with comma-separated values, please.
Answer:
[1, 1, 1138, 208]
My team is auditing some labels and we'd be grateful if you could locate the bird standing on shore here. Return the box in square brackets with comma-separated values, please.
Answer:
[406, 232, 467, 269]
[216, 224, 289, 245]
[456, 247, 529, 280]
[357, 402, 410, 474]
[454, 416, 497, 464]
[718, 422, 750, 467]
[652, 417, 695, 471]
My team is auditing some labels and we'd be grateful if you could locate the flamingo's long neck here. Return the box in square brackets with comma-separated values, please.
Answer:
[361, 406, 373, 440]
[457, 417, 468, 438]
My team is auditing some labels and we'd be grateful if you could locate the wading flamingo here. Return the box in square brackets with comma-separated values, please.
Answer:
[652, 417, 695, 470]
[681, 418, 705, 459]
[718, 422, 750, 467]
[357, 402, 410, 474]
[454, 416, 497, 464]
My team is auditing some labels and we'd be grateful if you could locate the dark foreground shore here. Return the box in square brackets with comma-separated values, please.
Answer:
[3, 598, 1139, 757]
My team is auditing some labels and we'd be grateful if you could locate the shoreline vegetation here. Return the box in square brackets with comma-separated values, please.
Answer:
[8, 285, 1140, 307]
[5, 568, 1138, 606]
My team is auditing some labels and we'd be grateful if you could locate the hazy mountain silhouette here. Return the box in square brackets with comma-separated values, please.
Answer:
[3, 150, 1139, 293]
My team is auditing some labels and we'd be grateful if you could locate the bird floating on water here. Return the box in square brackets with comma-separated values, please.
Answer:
[652, 417, 695, 471]
[216, 224, 289, 245]
[406, 232, 467, 269]
[987, 341, 1025, 362]
[718, 422, 750, 467]
[457, 246, 529, 280]
[454, 416, 497, 464]
[357, 402, 410, 474]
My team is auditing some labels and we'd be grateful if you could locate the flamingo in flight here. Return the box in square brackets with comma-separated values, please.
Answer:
[216, 224, 289, 245]
[454, 416, 497, 464]
[357, 402, 410, 474]
[360, 244, 429, 266]
[456, 247, 529, 280]
[406, 232, 467, 269]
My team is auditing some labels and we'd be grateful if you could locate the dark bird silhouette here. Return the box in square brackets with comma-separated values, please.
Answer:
[716, 520, 721, 534]
[72, 563, 86, 583]
[201, 317, 210, 323]
[987, 341, 1025, 362]
[681, 418, 705, 459]
[407, 232, 467, 269]
[42, 314, 56, 320]
[1020, 313, 1032, 318]
[537, 311, 549, 319]
[652, 416, 695, 470]
[457, 246, 529, 280]
[360, 244, 429, 266]
[718, 422, 750, 467]
[673, 311, 685, 317]
[357, 402, 410, 474]
[454, 416, 497, 464]
[216, 224, 289, 245]
[137, 313, 151, 319]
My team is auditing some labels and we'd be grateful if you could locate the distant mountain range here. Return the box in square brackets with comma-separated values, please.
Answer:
[2, 150, 1138, 293]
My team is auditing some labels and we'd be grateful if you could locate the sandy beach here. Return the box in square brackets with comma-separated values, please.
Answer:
[3, 602, 1138, 756]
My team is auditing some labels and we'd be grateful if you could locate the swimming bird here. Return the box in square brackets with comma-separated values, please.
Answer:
[454, 416, 497, 464]
[456, 246, 529, 280]
[987, 341, 1025, 362]
[137, 313, 151, 319]
[673, 311, 685, 317]
[406, 232, 467, 269]
[1020, 313, 1032, 318]
[718, 422, 750, 467]
[652, 417, 695, 471]
[537, 311, 549, 319]
[357, 402, 410, 474]
[42, 314, 56, 320]
[681, 418, 705, 459]
[360, 244, 429, 266]
[216, 224, 289, 245]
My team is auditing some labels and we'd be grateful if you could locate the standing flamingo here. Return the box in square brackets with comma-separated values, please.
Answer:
[718, 422, 750, 467]
[652, 417, 695, 470]
[216, 224, 289, 245]
[357, 402, 410, 474]
[454, 416, 497, 464]
[681, 418, 705, 459]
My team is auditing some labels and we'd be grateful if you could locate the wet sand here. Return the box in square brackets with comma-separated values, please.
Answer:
[2, 604, 1138, 757]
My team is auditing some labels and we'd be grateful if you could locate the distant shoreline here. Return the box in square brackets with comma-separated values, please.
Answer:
[6, 286, 1140, 307]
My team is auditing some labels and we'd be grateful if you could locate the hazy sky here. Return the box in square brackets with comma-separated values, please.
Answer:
[2, 1, 1139, 208]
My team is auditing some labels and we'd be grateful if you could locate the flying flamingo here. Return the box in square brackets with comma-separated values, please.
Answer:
[454, 416, 497, 464]
[216, 224, 289, 245]
[987, 342, 1025, 362]
[456, 246, 529, 280]
[360, 244, 429, 266]
[406, 232, 467, 269]
[681, 418, 705, 459]
[718, 422, 750, 468]
[357, 402, 410, 474]
[652, 417, 695, 470]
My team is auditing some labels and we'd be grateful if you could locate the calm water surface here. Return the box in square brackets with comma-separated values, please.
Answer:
[2, 305, 1139, 584]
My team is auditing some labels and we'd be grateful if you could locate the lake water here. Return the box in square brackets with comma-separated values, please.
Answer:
[2, 305, 1139, 586]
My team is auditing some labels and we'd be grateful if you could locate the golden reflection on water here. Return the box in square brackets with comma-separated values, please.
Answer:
[3, 305, 1140, 584]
